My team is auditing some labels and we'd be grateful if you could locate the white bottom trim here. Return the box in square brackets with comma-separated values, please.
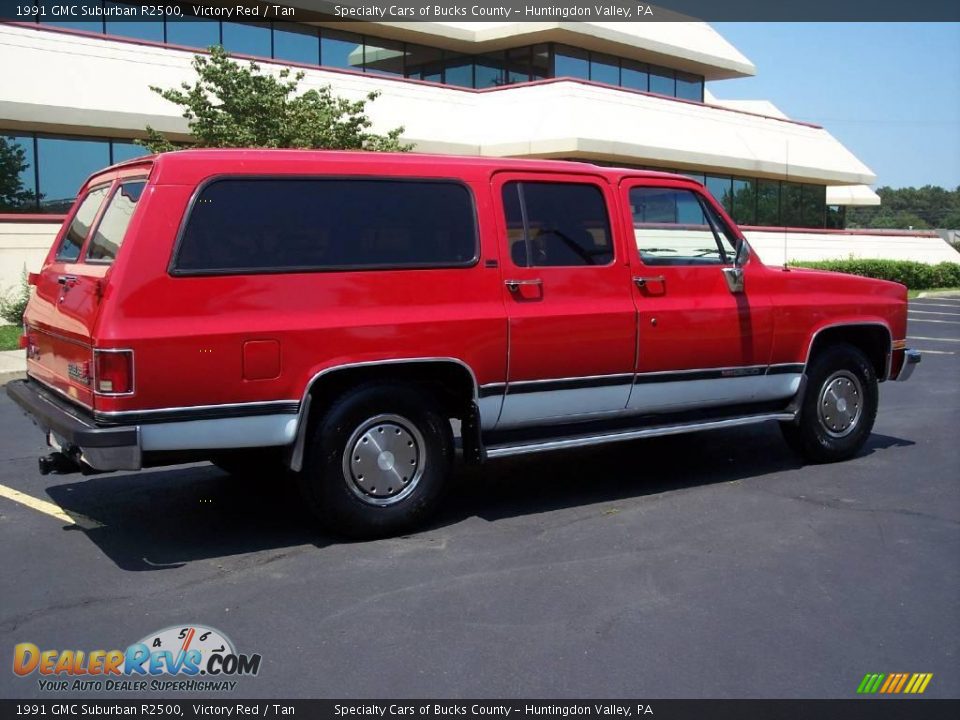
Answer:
[139, 414, 298, 452]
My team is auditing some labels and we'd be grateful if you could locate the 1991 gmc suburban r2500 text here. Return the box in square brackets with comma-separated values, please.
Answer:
[7, 150, 920, 537]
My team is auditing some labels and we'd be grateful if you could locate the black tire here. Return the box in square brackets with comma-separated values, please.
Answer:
[781, 343, 878, 463]
[211, 448, 288, 480]
[297, 383, 453, 539]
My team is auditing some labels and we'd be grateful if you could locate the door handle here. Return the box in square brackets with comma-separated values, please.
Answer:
[505, 278, 543, 292]
[57, 275, 78, 286]
[633, 275, 665, 289]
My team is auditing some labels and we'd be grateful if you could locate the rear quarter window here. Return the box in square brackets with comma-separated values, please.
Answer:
[56, 185, 109, 262]
[173, 178, 479, 274]
[87, 180, 147, 263]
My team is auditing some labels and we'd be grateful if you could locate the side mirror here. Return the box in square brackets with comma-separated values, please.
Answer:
[723, 239, 749, 293]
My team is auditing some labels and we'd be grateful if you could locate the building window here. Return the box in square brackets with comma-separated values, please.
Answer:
[0, 136, 38, 212]
[222, 21, 271, 58]
[554, 45, 589, 80]
[406, 44, 444, 82]
[649, 66, 676, 96]
[621, 59, 649, 92]
[675, 71, 704, 102]
[801, 184, 826, 227]
[780, 182, 804, 227]
[705, 175, 733, 213]
[363, 38, 405, 76]
[38, 137, 110, 214]
[731, 178, 756, 225]
[756, 180, 781, 226]
[320, 29, 363, 71]
[166, 15, 219, 48]
[590, 53, 620, 85]
[475, 53, 505, 88]
[272, 23, 319, 65]
[443, 55, 474, 88]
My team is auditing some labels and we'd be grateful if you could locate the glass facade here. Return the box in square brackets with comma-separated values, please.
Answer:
[33, 12, 705, 100]
[0, 133, 149, 214]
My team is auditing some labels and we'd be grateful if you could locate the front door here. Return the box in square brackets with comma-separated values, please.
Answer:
[621, 178, 783, 414]
[493, 172, 637, 429]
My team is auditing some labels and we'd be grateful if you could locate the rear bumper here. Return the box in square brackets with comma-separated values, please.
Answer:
[5, 378, 141, 471]
[895, 349, 922, 382]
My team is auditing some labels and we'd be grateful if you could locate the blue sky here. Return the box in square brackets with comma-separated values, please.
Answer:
[710, 23, 960, 190]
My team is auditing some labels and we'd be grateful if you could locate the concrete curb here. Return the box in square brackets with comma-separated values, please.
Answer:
[0, 371, 25, 386]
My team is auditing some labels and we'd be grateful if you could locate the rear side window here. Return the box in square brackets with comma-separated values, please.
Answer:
[57, 186, 109, 262]
[502, 181, 613, 267]
[174, 178, 478, 273]
[87, 180, 147, 263]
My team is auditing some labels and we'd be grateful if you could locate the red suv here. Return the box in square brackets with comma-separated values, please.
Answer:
[7, 150, 920, 537]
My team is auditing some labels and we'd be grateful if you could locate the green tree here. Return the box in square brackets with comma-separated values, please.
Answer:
[847, 184, 960, 229]
[0, 136, 39, 211]
[140, 46, 412, 153]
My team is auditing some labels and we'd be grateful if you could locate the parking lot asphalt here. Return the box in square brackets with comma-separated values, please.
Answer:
[0, 300, 958, 700]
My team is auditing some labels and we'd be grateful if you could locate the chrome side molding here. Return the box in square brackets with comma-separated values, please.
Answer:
[485, 411, 796, 459]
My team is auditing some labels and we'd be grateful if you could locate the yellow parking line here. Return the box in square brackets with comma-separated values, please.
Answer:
[0, 483, 102, 529]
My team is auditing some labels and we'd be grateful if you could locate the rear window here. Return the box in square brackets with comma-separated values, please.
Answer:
[174, 178, 478, 274]
[87, 180, 147, 263]
[56, 186, 109, 262]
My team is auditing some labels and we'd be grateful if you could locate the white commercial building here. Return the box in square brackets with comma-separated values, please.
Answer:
[1, 6, 957, 289]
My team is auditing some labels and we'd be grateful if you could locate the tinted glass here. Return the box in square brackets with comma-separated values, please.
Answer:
[104, 3, 163, 41]
[781, 182, 804, 227]
[631, 187, 735, 265]
[756, 180, 780, 226]
[406, 44, 443, 81]
[38, 137, 110, 213]
[0, 135, 38, 212]
[321, 29, 363, 70]
[705, 175, 733, 212]
[590, 53, 620, 85]
[802, 184, 826, 227]
[87, 180, 146, 262]
[166, 16, 219, 48]
[273, 24, 319, 64]
[475, 54, 504, 88]
[222, 22, 270, 57]
[364, 38, 405, 76]
[731, 178, 756, 225]
[621, 59, 648, 91]
[554, 45, 589, 79]
[506, 47, 531, 84]
[675, 71, 703, 101]
[176, 180, 477, 273]
[57, 186, 109, 262]
[503, 182, 613, 267]
[826, 204, 845, 230]
[531, 44, 550, 81]
[443, 57, 473, 87]
[649, 67, 675, 96]
[111, 141, 149, 164]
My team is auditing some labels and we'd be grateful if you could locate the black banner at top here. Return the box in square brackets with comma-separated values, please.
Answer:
[0, 0, 959, 22]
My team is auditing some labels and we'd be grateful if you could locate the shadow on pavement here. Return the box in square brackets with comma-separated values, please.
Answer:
[43, 422, 914, 571]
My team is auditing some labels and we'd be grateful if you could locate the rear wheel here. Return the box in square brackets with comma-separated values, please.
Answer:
[781, 343, 878, 463]
[297, 383, 453, 538]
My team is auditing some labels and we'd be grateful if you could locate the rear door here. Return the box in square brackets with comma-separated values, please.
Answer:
[27, 170, 148, 407]
[493, 172, 637, 428]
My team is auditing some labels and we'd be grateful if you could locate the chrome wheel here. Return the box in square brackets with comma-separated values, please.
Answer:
[341, 414, 425, 507]
[816, 370, 863, 438]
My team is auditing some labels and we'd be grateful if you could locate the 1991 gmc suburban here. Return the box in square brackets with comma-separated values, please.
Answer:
[7, 150, 920, 537]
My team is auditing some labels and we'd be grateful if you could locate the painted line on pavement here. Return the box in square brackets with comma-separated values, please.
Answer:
[908, 318, 960, 325]
[911, 302, 960, 309]
[908, 336, 960, 343]
[0, 483, 102, 529]
[912, 349, 955, 355]
[909, 309, 960, 316]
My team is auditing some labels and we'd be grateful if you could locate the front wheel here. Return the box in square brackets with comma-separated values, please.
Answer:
[297, 383, 453, 538]
[781, 343, 878, 463]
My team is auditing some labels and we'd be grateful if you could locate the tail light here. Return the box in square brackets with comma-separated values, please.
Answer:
[93, 349, 134, 395]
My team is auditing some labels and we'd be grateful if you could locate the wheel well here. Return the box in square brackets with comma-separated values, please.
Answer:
[808, 325, 891, 380]
[303, 361, 477, 424]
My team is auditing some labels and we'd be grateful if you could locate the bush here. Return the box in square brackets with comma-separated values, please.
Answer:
[0, 270, 30, 325]
[788, 259, 960, 290]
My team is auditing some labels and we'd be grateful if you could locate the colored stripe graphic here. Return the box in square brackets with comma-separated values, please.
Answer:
[857, 673, 933, 694]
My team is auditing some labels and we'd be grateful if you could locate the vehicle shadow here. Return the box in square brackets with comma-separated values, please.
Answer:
[43, 423, 914, 571]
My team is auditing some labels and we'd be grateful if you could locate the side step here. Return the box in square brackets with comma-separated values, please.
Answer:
[485, 411, 796, 459]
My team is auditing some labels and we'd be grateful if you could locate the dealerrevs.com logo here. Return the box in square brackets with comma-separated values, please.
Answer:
[13, 625, 261, 693]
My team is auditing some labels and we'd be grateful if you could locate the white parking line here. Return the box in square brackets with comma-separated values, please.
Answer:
[909, 309, 960, 316]
[0, 483, 102, 529]
[911, 302, 960, 309]
[909, 318, 960, 325]
[913, 349, 956, 355]
[908, 335, 960, 343]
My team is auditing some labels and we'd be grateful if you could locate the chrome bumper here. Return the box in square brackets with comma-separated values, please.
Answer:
[6, 378, 142, 472]
[896, 349, 922, 382]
